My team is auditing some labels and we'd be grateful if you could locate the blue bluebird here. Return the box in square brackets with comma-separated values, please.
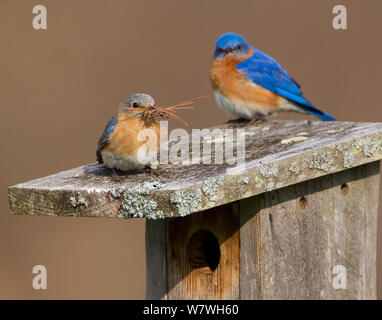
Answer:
[210, 32, 335, 121]
[96, 94, 161, 172]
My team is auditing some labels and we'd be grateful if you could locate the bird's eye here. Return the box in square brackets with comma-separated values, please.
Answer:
[132, 102, 139, 108]
[234, 44, 242, 51]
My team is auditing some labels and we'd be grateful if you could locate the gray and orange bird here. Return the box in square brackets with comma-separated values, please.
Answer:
[96, 94, 161, 172]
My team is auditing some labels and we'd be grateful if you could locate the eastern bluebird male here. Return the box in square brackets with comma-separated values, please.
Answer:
[96, 93, 161, 173]
[210, 32, 335, 121]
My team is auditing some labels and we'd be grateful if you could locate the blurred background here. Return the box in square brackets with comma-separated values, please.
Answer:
[1, 0, 381, 299]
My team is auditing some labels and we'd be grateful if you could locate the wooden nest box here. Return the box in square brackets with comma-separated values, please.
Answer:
[8, 120, 382, 299]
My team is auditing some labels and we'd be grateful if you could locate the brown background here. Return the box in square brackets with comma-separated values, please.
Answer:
[1, 0, 381, 299]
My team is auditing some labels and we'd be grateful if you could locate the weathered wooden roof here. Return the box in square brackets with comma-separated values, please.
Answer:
[8, 120, 382, 219]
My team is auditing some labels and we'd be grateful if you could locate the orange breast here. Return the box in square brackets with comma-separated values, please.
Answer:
[104, 111, 161, 156]
[209, 50, 281, 111]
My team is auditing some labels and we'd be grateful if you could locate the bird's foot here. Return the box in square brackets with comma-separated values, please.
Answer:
[111, 168, 123, 182]
[249, 116, 267, 126]
[144, 164, 160, 176]
[144, 165, 152, 174]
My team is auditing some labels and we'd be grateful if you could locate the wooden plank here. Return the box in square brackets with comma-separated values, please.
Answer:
[145, 219, 168, 300]
[166, 203, 240, 299]
[8, 120, 382, 219]
[239, 196, 262, 299]
[239, 162, 379, 299]
[364, 161, 380, 299]
[330, 163, 366, 299]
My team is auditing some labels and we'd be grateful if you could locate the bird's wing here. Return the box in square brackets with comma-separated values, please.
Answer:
[236, 48, 335, 120]
[96, 115, 118, 164]
[236, 48, 306, 101]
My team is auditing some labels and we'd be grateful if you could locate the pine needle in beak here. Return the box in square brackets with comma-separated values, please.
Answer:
[122, 95, 209, 127]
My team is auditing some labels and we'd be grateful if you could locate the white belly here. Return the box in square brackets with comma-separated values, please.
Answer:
[213, 90, 303, 120]
[213, 90, 266, 120]
[101, 150, 153, 171]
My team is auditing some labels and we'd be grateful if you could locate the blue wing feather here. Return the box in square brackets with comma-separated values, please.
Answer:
[96, 115, 118, 164]
[236, 48, 335, 121]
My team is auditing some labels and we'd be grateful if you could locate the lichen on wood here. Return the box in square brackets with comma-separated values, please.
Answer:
[169, 188, 202, 217]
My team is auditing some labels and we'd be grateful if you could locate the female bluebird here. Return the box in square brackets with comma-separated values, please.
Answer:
[210, 32, 335, 121]
[96, 94, 161, 172]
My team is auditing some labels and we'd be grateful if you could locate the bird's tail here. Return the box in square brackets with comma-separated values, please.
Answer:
[296, 102, 336, 121]
[276, 88, 336, 121]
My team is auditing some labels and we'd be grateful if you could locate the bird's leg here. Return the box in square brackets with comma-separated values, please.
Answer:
[249, 114, 267, 126]
[144, 164, 160, 176]
[111, 168, 123, 182]
[144, 165, 152, 174]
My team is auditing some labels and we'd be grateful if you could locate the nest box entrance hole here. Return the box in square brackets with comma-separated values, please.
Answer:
[186, 229, 221, 272]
